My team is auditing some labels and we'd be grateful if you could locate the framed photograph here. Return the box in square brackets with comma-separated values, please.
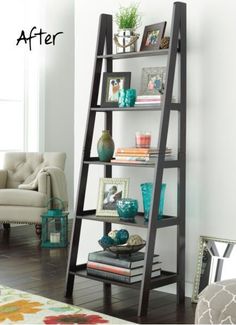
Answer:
[140, 66, 166, 96]
[96, 178, 129, 217]
[140, 22, 166, 52]
[101, 72, 131, 107]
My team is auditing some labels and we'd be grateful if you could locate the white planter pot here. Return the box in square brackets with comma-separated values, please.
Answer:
[114, 29, 139, 54]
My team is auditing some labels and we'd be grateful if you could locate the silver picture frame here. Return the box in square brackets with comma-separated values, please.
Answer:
[139, 66, 166, 96]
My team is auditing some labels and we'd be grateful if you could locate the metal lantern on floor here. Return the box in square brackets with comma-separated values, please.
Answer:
[41, 197, 69, 248]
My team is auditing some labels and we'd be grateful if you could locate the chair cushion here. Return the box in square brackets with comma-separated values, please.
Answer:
[195, 278, 236, 324]
[0, 189, 47, 208]
[3, 152, 66, 189]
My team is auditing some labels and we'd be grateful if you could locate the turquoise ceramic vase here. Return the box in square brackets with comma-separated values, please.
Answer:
[97, 130, 114, 162]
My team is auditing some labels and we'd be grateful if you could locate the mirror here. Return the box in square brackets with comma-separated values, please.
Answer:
[192, 236, 236, 302]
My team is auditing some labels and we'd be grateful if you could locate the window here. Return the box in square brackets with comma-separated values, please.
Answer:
[0, 0, 42, 165]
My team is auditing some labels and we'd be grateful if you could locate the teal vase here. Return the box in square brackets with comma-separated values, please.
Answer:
[97, 130, 114, 162]
[140, 183, 166, 221]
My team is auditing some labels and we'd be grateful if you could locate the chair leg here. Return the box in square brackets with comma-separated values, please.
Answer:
[35, 224, 42, 238]
[3, 223, 10, 230]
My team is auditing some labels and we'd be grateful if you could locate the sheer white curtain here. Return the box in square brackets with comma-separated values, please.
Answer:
[0, 0, 44, 167]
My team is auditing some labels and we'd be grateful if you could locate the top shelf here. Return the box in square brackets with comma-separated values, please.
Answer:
[97, 49, 169, 60]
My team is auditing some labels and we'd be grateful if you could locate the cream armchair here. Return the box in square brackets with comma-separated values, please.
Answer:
[0, 152, 68, 235]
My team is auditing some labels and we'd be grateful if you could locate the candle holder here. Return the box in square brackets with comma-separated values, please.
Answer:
[135, 132, 151, 148]
[41, 197, 69, 248]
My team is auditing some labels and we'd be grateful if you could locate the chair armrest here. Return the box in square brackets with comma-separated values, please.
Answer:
[0, 170, 8, 189]
[43, 166, 68, 210]
[38, 172, 51, 200]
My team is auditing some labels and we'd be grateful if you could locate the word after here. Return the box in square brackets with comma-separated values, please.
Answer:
[16, 26, 63, 51]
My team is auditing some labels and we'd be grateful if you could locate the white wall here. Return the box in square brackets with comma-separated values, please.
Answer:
[43, 0, 74, 214]
[74, 0, 236, 296]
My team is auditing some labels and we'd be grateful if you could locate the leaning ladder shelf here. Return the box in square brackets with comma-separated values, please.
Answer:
[65, 1, 186, 317]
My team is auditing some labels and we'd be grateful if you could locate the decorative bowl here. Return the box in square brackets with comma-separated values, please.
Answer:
[116, 198, 138, 221]
[99, 239, 146, 255]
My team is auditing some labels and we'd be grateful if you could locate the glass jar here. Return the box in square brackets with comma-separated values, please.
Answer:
[140, 183, 166, 221]
[116, 198, 138, 221]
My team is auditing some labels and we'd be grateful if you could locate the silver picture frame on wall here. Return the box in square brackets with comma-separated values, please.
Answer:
[192, 236, 236, 303]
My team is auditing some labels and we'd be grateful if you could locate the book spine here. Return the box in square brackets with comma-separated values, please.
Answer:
[110, 159, 154, 164]
[87, 261, 132, 276]
[116, 148, 151, 154]
[116, 148, 171, 155]
[88, 253, 131, 268]
[137, 95, 162, 99]
[114, 156, 157, 162]
[115, 153, 157, 157]
[134, 103, 161, 106]
[135, 100, 161, 103]
[115, 153, 171, 158]
[87, 268, 132, 283]
[136, 100, 161, 103]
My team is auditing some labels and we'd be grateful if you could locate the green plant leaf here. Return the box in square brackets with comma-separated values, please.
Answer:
[115, 2, 141, 30]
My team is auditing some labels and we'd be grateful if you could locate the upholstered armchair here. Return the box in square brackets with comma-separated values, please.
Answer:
[0, 152, 68, 235]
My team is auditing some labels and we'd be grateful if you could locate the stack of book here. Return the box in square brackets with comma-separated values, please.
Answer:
[87, 250, 161, 284]
[111, 147, 172, 164]
[135, 95, 162, 106]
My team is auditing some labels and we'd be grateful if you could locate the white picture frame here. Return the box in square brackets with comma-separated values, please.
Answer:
[96, 178, 129, 217]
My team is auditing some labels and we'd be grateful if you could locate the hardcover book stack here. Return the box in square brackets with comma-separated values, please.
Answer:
[87, 250, 161, 284]
[111, 147, 172, 164]
[135, 95, 162, 106]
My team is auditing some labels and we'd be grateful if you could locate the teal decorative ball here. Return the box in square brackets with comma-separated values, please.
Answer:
[108, 230, 119, 244]
[116, 229, 129, 244]
[99, 235, 114, 248]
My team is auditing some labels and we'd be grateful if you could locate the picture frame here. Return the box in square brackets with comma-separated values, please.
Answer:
[101, 72, 131, 107]
[140, 22, 167, 52]
[96, 178, 129, 217]
[139, 66, 166, 96]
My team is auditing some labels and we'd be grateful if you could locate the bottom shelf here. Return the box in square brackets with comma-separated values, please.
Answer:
[70, 264, 177, 290]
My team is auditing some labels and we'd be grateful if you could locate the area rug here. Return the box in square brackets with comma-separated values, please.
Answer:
[0, 285, 133, 324]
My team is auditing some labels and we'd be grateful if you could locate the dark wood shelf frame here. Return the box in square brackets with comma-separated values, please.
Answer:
[65, 1, 186, 318]
[83, 158, 180, 169]
[76, 214, 179, 229]
[91, 103, 181, 111]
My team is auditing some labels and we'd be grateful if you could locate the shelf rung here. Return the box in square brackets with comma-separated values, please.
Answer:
[83, 159, 180, 169]
[70, 264, 177, 290]
[76, 214, 179, 229]
[90, 104, 181, 112]
[97, 49, 169, 60]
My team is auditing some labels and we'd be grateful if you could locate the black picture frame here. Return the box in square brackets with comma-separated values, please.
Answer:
[140, 22, 167, 52]
[101, 72, 131, 107]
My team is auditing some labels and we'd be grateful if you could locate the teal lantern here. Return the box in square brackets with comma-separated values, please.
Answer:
[41, 197, 69, 248]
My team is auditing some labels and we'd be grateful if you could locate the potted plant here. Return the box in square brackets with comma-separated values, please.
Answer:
[114, 3, 141, 54]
